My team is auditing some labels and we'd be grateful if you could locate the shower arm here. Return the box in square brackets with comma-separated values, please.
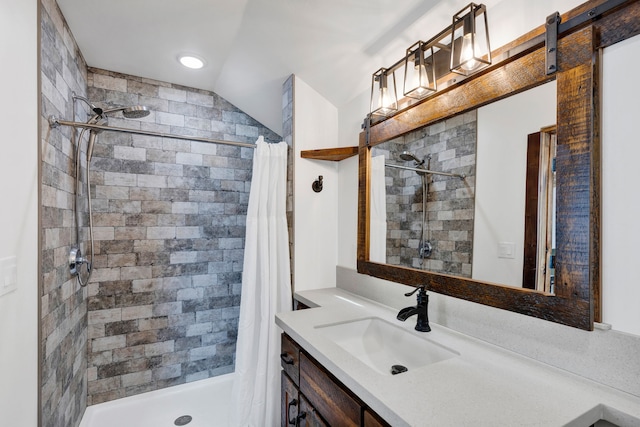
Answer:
[385, 163, 466, 180]
[49, 116, 257, 149]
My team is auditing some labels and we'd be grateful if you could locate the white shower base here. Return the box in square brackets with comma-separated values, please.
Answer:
[79, 373, 234, 427]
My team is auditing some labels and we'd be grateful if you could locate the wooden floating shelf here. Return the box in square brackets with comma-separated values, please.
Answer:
[300, 146, 358, 161]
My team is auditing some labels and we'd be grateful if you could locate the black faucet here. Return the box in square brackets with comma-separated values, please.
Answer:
[397, 285, 431, 332]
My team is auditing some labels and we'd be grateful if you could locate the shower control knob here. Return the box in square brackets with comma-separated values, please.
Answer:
[69, 246, 82, 276]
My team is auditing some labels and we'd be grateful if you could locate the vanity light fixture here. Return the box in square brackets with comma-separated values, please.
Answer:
[369, 3, 491, 118]
[403, 41, 437, 99]
[370, 68, 398, 117]
[450, 3, 491, 75]
[178, 54, 205, 69]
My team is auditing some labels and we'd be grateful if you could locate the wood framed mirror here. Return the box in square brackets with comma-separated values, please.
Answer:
[357, 0, 639, 330]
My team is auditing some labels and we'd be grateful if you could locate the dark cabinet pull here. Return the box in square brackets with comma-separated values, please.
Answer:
[287, 398, 298, 425]
[296, 411, 307, 426]
[280, 352, 294, 365]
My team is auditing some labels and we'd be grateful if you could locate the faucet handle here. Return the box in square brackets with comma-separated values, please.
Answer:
[404, 285, 426, 297]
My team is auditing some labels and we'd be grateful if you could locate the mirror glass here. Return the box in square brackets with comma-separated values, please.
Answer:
[368, 80, 557, 290]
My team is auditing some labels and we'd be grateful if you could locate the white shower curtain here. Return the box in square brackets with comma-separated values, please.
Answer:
[370, 155, 387, 263]
[229, 137, 292, 427]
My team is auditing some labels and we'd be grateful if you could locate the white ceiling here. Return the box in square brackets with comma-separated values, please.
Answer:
[55, 0, 454, 135]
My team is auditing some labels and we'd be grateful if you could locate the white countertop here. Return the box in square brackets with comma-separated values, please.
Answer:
[275, 288, 640, 427]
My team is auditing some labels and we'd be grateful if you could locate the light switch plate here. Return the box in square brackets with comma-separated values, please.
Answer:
[0, 256, 18, 297]
[498, 242, 516, 259]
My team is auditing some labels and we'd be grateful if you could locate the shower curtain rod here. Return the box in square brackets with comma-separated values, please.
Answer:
[48, 117, 257, 149]
[385, 163, 466, 180]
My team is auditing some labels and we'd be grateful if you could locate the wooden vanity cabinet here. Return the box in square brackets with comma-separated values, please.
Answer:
[282, 371, 299, 426]
[281, 333, 391, 427]
[363, 409, 390, 427]
[298, 395, 329, 427]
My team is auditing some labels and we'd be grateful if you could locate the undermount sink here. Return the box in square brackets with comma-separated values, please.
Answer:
[315, 317, 458, 375]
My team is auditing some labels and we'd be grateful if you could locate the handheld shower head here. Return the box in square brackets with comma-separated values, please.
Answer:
[87, 130, 98, 162]
[399, 151, 425, 166]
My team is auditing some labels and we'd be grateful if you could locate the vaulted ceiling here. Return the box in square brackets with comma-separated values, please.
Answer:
[55, 0, 567, 136]
[55, 0, 457, 135]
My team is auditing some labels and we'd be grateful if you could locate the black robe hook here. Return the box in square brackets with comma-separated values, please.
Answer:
[312, 176, 323, 193]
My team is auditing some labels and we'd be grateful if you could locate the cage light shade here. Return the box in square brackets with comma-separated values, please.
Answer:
[450, 3, 491, 75]
[370, 68, 398, 116]
[403, 41, 437, 99]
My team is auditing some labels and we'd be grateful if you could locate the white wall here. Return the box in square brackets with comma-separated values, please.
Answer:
[0, 0, 39, 425]
[601, 35, 640, 336]
[473, 81, 556, 286]
[293, 76, 341, 291]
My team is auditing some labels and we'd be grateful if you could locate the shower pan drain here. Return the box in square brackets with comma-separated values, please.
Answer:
[174, 415, 193, 426]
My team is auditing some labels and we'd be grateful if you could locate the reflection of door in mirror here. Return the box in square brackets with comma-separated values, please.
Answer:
[473, 80, 557, 289]
[523, 127, 556, 294]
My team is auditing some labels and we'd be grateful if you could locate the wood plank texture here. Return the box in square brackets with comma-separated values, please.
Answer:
[363, 409, 392, 427]
[298, 395, 329, 427]
[300, 146, 358, 161]
[299, 352, 361, 427]
[523, 132, 542, 290]
[281, 371, 299, 427]
[281, 333, 300, 386]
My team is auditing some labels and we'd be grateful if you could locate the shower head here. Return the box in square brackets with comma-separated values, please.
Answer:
[399, 151, 425, 166]
[122, 105, 150, 119]
[98, 105, 151, 119]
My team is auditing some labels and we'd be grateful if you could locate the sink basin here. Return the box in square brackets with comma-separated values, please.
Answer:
[315, 317, 458, 375]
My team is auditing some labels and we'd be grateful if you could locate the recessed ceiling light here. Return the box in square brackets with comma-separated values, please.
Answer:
[178, 55, 205, 69]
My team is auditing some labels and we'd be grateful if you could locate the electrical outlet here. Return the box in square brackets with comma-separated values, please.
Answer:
[0, 256, 17, 297]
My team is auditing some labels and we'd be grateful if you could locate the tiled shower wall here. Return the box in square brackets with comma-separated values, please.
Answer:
[282, 75, 294, 279]
[40, 0, 89, 425]
[40, 0, 286, 421]
[84, 68, 281, 404]
[373, 111, 476, 276]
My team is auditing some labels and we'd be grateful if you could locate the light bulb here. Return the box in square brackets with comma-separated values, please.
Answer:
[379, 87, 391, 110]
[460, 33, 478, 72]
[413, 63, 429, 95]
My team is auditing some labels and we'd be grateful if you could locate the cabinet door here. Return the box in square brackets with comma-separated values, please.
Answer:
[297, 395, 328, 427]
[299, 352, 361, 427]
[281, 371, 299, 427]
[364, 409, 392, 427]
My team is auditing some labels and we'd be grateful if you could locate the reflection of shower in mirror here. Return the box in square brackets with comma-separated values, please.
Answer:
[398, 152, 432, 265]
[372, 111, 477, 276]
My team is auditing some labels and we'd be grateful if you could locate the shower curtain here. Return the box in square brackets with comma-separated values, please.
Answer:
[370, 155, 387, 262]
[229, 137, 292, 427]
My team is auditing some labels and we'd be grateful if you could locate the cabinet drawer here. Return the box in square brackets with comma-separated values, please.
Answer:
[281, 333, 300, 385]
[299, 352, 361, 427]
